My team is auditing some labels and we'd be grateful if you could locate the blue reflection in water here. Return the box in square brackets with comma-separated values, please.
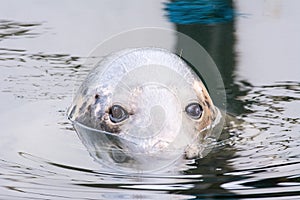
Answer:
[164, 0, 234, 24]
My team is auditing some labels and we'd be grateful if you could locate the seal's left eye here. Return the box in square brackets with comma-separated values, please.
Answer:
[185, 103, 203, 119]
[109, 105, 128, 123]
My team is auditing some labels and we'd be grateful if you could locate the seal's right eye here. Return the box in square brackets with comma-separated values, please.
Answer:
[109, 105, 129, 123]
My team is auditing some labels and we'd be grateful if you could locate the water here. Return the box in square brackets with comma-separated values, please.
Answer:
[0, 0, 300, 199]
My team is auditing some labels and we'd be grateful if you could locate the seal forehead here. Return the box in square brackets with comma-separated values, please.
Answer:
[97, 48, 197, 87]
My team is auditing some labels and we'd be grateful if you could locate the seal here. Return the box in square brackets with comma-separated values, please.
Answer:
[68, 47, 223, 172]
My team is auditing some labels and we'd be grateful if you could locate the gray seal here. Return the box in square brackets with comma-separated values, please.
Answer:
[68, 47, 223, 172]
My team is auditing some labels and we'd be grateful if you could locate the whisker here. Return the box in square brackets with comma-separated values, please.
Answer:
[117, 80, 132, 94]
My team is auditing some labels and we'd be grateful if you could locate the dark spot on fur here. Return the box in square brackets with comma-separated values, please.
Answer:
[205, 100, 211, 109]
[68, 105, 76, 119]
[210, 107, 217, 121]
[87, 105, 91, 112]
[79, 102, 87, 113]
[211, 107, 216, 115]
[100, 121, 121, 133]
[82, 88, 88, 95]
[95, 94, 99, 99]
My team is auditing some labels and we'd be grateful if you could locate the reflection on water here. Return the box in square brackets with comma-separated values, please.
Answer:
[164, 0, 234, 24]
[0, 47, 85, 100]
[0, 1, 300, 199]
[0, 20, 41, 41]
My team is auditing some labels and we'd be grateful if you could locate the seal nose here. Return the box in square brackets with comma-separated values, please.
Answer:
[134, 104, 166, 137]
[114, 82, 184, 154]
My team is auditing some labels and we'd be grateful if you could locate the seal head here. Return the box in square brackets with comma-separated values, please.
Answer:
[68, 47, 221, 172]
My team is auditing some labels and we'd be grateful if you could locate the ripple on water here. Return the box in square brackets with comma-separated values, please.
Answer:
[219, 81, 300, 198]
[0, 47, 89, 101]
[0, 20, 42, 41]
[0, 20, 299, 198]
[1, 74, 300, 199]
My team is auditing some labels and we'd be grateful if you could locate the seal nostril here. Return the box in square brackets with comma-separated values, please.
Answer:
[185, 103, 203, 119]
[109, 105, 129, 123]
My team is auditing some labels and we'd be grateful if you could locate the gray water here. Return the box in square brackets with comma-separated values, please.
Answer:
[0, 0, 300, 199]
